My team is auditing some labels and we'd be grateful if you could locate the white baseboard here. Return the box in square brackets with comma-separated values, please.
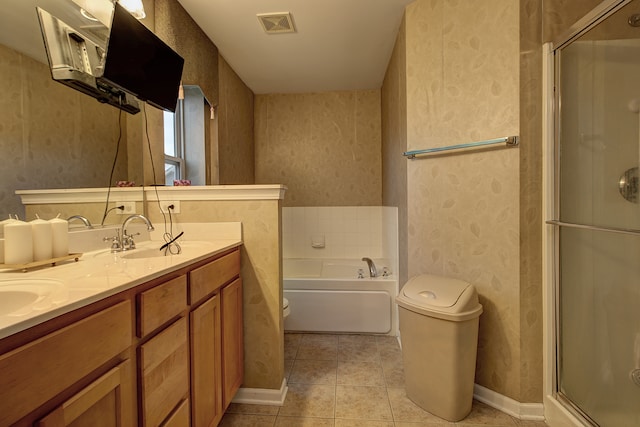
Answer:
[230, 376, 544, 421]
[231, 379, 288, 406]
[474, 384, 545, 421]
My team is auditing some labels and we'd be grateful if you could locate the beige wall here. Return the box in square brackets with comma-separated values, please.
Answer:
[255, 90, 382, 207]
[155, 0, 218, 105]
[0, 44, 128, 219]
[218, 56, 255, 185]
[543, 0, 602, 42]
[146, 200, 284, 390]
[380, 0, 606, 405]
[407, 0, 521, 400]
[381, 16, 409, 288]
[519, 0, 543, 403]
[383, 0, 530, 402]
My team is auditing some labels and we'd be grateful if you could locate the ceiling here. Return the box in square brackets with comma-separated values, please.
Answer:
[0, 0, 413, 95]
[176, 0, 413, 94]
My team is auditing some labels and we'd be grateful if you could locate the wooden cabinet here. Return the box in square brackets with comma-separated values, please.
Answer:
[162, 399, 191, 427]
[0, 246, 242, 427]
[37, 360, 133, 427]
[189, 249, 243, 426]
[190, 295, 223, 427]
[222, 278, 244, 408]
[139, 317, 190, 427]
[0, 301, 133, 427]
[138, 275, 187, 338]
[189, 250, 240, 306]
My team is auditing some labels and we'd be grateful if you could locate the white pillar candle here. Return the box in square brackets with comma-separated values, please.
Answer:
[0, 216, 17, 263]
[0, 215, 17, 238]
[50, 216, 69, 258]
[31, 217, 53, 261]
[4, 220, 33, 264]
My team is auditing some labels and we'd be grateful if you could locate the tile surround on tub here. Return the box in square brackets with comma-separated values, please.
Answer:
[283, 207, 398, 263]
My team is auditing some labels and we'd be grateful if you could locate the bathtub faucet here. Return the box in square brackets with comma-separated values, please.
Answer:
[361, 257, 378, 278]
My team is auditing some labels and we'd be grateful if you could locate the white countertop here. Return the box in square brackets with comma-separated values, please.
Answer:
[0, 225, 242, 340]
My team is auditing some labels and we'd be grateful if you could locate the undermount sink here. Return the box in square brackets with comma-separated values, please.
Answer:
[1, 291, 39, 313]
[91, 240, 212, 261]
[0, 279, 62, 315]
[121, 248, 167, 260]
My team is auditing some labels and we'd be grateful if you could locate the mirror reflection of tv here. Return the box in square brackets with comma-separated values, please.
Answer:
[102, 3, 184, 113]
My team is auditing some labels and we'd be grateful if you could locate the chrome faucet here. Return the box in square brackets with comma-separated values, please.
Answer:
[67, 215, 93, 228]
[121, 214, 154, 251]
[361, 257, 378, 278]
[105, 214, 154, 252]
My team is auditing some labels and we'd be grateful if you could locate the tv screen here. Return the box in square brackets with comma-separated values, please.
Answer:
[102, 3, 184, 112]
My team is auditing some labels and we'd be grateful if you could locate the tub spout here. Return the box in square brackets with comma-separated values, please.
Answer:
[361, 257, 378, 278]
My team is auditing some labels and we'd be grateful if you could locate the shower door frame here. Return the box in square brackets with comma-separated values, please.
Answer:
[543, 0, 637, 426]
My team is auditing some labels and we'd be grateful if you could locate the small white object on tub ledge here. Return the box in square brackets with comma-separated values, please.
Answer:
[310, 234, 325, 248]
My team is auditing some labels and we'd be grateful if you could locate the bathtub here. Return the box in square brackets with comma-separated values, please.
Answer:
[283, 258, 398, 336]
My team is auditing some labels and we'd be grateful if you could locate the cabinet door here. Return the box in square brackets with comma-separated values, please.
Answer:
[37, 360, 134, 427]
[222, 278, 243, 408]
[190, 295, 223, 427]
[139, 317, 189, 427]
[161, 398, 190, 427]
[0, 301, 131, 427]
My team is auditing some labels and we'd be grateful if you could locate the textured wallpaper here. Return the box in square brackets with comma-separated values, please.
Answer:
[218, 56, 255, 185]
[519, 0, 544, 402]
[154, 0, 219, 106]
[0, 44, 128, 220]
[543, 0, 602, 42]
[147, 200, 284, 390]
[402, 0, 523, 401]
[382, 15, 409, 290]
[255, 90, 382, 207]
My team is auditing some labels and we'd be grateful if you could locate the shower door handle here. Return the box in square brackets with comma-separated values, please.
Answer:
[546, 220, 640, 237]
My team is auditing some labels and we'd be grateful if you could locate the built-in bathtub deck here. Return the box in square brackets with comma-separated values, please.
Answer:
[283, 258, 398, 336]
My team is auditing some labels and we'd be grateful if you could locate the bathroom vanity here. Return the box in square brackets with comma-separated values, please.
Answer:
[0, 237, 243, 427]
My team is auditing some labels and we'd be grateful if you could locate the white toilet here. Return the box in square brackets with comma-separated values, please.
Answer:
[283, 297, 290, 319]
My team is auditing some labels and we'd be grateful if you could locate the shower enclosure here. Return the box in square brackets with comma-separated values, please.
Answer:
[550, 0, 640, 426]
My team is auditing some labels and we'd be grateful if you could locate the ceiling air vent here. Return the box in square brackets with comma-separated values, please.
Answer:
[257, 12, 296, 34]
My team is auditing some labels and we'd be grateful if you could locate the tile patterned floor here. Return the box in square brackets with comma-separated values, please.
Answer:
[221, 333, 549, 427]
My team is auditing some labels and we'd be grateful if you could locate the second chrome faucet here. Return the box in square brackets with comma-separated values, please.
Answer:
[105, 214, 155, 252]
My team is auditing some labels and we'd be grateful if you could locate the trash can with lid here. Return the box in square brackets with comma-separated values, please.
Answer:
[396, 274, 483, 422]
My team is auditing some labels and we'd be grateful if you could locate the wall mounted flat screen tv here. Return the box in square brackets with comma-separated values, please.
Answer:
[102, 3, 184, 112]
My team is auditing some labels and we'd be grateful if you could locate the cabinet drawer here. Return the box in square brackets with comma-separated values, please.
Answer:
[0, 301, 132, 427]
[139, 317, 189, 427]
[138, 275, 187, 337]
[189, 249, 240, 305]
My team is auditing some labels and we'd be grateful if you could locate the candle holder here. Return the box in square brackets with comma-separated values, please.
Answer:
[0, 253, 82, 273]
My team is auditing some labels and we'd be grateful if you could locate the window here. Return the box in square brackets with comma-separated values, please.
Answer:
[162, 86, 210, 186]
[163, 100, 185, 185]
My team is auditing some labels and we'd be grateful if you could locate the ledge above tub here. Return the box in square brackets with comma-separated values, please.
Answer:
[17, 184, 288, 205]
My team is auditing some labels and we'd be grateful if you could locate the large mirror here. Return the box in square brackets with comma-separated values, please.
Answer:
[0, 0, 220, 222]
[0, 0, 146, 220]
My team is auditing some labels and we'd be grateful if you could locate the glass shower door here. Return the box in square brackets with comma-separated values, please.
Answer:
[555, 2, 640, 425]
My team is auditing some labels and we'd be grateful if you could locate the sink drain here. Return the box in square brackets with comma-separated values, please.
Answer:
[631, 369, 640, 386]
